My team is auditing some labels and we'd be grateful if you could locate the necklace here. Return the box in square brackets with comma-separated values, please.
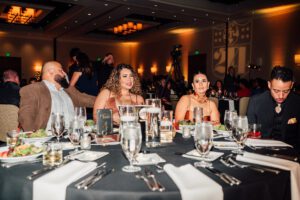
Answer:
[275, 104, 281, 114]
[193, 93, 208, 104]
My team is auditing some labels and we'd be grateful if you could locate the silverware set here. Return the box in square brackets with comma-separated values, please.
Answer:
[135, 169, 165, 192]
[204, 167, 241, 186]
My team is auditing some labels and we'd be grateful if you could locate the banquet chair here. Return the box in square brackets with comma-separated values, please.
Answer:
[239, 97, 250, 116]
[0, 104, 19, 142]
[209, 97, 219, 108]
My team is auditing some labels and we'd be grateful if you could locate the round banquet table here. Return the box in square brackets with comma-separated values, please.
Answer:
[0, 135, 293, 200]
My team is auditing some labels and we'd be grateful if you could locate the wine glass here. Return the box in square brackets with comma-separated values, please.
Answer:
[224, 110, 237, 131]
[119, 105, 137, 122]
[75, 107, 87, 128]
[193, 122, 213, 168]
[51, 113, 65, 142]
[121, 122, 142, 173]
[68, 118, 82, 145]
[231, 116, 249, 154]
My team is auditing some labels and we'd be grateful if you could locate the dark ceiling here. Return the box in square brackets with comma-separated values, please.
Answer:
[0, 0, 299, 41]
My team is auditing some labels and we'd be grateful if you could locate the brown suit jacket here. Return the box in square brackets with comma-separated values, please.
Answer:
[19, 81, 96, 131]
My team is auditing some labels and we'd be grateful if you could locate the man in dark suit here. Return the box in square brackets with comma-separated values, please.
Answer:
[247, 66, 300, 153]
[0, 69, 20, 107]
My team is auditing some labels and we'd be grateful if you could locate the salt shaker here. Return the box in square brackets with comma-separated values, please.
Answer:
[80, 133, 91, 150]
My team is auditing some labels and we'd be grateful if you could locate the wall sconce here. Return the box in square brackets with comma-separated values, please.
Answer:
[137, 67, 144, 75]
[166, 65, 172, 72]
[294, 54, 300, 66]
[33, 65, 42, 80]
[150, 66, 157, 74]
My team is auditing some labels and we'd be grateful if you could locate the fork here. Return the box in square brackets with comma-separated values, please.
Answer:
[135, 172, 156, 191]
[144, 168, 165, 192]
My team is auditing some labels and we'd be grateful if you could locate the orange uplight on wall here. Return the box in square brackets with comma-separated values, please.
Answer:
[254, 4, 300, 16]
[137, 67, 144, 75]
[295, 54, 300, 66]
[150, 66, 157, 74]
[166, 65, 172, 72]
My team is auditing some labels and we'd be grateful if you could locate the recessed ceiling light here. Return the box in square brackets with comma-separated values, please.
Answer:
[73, 0, 78, 2]
[108, 16, 111, 19]
[74, 20, 78, 23]
[173, 15, 176, 18]
[88, 13, 91, 16]
[127, 7, 130, 10]
[154, 4, 158, 7]
[205, 13, 209, 16]
[193, 18, 197, 21]
[104, 3, 108, 6]
[212, 21, 215, 24]
[152, 11, 156, 14]
[93, 23, 97, 26]
[64, 26, 68, 29]
[181, 9, 185, 12]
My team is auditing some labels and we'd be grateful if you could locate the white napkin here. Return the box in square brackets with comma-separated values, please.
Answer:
[134, 153, 166, 165]
[213, 141, 238, 150]
[33, 161, 97, 200]
[70, 151, 108, 162]
[164, 164, 223, 200]
[245, 138, 293, 147]
[183, 150, 224, 161]
[228, 100, 235, 111]
[236, 152, 300, 200]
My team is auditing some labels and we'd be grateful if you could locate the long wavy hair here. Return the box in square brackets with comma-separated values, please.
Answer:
[76, 52, 93, 79]
[103, 63, 142, 96]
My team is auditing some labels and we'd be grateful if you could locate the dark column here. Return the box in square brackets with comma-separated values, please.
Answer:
[225, 21, 229, 76]
[53, 37, 57, 61]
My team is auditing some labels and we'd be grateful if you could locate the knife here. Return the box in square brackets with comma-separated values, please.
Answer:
[268, 154, 298, 162]
[205, 167, 234, 186]
[83, 168, 115, 190]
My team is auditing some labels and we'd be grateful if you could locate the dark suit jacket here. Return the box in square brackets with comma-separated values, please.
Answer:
[247, 91, 300, 152]
[0, 82, 20, 107]
[19, 81, 96, 131]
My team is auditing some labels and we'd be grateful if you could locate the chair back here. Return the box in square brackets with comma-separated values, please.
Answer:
[239, 97, 250, 116]
[0, 104, 19, 142]
[209, 97, 219, 108]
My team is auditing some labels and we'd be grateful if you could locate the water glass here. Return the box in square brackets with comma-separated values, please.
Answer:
[75, 107, 87, 128]
[6, 130, 20, 148]
[51, 113, 65, 142]
[68, 118, 82, 145]
[224, 110, 237, 131]
[120, 123, 142, 173]
[119, 105, 138, 122]
[194, 107, 203, 124]
[194, 122, 213, 168]
[248, 123, 262, 138]
[145, 99, 161, 147]
[232, 116, 249, 154]
[43, 142, 63, 166]
[160, 110, 173, 143]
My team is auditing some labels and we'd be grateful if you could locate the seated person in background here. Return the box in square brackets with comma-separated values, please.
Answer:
[237, 79, 251, 98]
[175, 72, 220, 125]
[210, 80, 224, 97]
[0, 69, 20, 107]
[19, 61, 95, 131]
[156, 76, 172, 110]
[247, 66, 300, 153]
[93, 64, 144, 125]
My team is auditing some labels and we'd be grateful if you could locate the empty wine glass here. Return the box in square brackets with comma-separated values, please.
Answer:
[224, 110, 238, 131]
[51, 113, 65, 142]
[75, 107, 87, 128]
[68, 118, 82, 145]
[231, 116, 249, 154]
[121, 122, 142, 173]
[194, 122, 213, 168]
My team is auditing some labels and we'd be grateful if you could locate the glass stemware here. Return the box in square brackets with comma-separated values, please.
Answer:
[51, 113, 65, 142]
[74, 107, 87, 128]
[68, 118, 82, 145]
[194, 122, 213, 168]
[231, 116, 249, 154]
[119, 105, 137, 122]
[121, 122, 142, 173]
[224, 110, 238, 131]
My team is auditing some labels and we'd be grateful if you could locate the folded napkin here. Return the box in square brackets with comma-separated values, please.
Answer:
[213, 141, 238, 150]
[33, 161, 97, 200]
[236, 152, 300, 200]
[134, 153, 166, 165]
[245, 138, 293, 147]
[183, 150, 224, 161]
[164, 164, 223, 200]
[70, 151, 108, 162]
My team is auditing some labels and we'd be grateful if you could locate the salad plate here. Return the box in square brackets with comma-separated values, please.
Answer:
[0, 145, 43, 163]
[20, 129, 54, 144]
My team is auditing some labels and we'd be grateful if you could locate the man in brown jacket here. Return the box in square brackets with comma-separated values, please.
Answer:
[19, 61, 96, 131]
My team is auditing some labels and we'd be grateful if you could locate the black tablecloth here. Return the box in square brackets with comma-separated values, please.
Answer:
[0, 135, 292, 200]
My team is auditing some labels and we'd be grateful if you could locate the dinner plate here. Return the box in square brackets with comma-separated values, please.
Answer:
[0, 146, 43, 163]
[213, 129, 231, 137]
[21, 131, 54, 144]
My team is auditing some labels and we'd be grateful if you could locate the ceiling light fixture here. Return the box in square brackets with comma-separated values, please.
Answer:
[7, 6, 37, 24]
[113, 21, 143, 35]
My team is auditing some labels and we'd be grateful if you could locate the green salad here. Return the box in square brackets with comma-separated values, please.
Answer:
[23, 129, 48, 138]
[11, 144, 43, 157]
[214, 124, 226, 131]
[178, 120, 195, 126]
[85, 119, 95, 126]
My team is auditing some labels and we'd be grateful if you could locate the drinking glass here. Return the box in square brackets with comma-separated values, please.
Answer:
[121, 123, 142, 173]
[68, 118, 82, 145]
[231, 116, 249, 154]
[160, 110, 173, 143]
[193, 107, 203, 124]
[6, 130, 20, 148]
[224, 110, 237, 131]
[194, 122, 213, 168]
[248, 123, 262, 138]
[119, 105, 137, 122]
[145, 99, 161, 147]
[75, 107, 87, 128]
[42, 141, 63, 166]
[51, 113, 65, 142]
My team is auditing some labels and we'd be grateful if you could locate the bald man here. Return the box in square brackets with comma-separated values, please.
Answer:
[19, 61, 96, 131]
